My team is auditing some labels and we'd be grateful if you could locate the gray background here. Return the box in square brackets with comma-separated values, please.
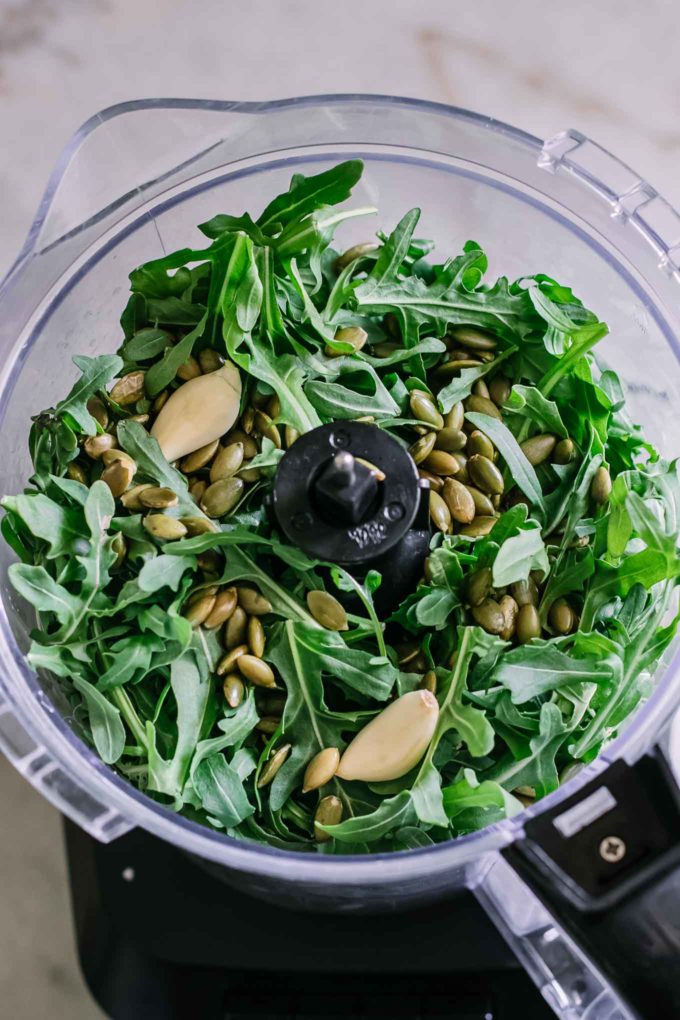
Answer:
[0, 0, 679, 1016]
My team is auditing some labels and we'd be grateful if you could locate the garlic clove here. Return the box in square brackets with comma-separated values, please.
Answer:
[336, 690, 439, 782]
[150, 362, 241, 463]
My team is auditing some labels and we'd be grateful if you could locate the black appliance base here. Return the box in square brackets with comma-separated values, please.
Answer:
[63, 818, 554, 1019]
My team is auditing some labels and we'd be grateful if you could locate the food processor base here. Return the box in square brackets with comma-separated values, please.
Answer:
[63, 819, 554, 1019]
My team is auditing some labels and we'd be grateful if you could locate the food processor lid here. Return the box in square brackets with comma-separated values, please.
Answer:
[0, 94, 679, 890]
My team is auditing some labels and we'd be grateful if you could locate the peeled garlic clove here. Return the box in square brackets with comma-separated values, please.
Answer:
[151, 362, 241, 463]
[336, 690, 439, 782]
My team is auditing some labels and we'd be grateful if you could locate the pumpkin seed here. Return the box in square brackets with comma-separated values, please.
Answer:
[238, 464, 261, 483]
[139, 486, 178, 509]
[101, 457, 137, 498]
[418, 469, 444, 492]
[197, 549, 221, 575]
[306, 590, 348, 631]
[256, 716, 281, 735]
[383, 312, 401, 338]
[254, 410, 282, 449]
[409, 431, 437, 465]
[120, 483, 154, 510]
[176, 355, 202, 381]
[257, 744, 291, 788]
[335, 241, 379, 271]
[466, 567, 492, 607]
[198, 348, 224, 374]
[110, 371, 146, 406]
[473, 378, 491, 400]
[434, 427, 467, 452]
[467, 430, 495, 460]
[227, 430, 258, 458]
[520, 434, 557, 466]
[67, 461, 88, 485]
[143, 514, 188, 541]
[516, 604, 541, 644]
[510, 577, 538, 607]
[101, 449, 136, 471]
[223, 674, 244, 708]
[465, 485, 495, 516]
[355, 457, 386, 482]
[181, 516, 219, 536]
[225, 606, 248, 649]
[204, 587, 238, 629]
[443, 402, 464, 431]
[302, 748, 341, 793]
[267, 394, 281, 419]
[452, 452, 469, 482]
[429, 490, 452, 532]
[553, 438, 576, 465]
[591, 466, 612, 505]
[472, 598, 506, 635]
[209, 443, 245, 483]
[285, 425, 300, 448]
[240, 406, 255, 434]
[423, 450, 460, 476]
[180, 439, 220, 473]
[459, 516, 497, 537]
[216, 643, 249, 675]
[489, 376, 511, 407]
[468, 454, 504, 495]
[443, 478, 476, 524]
[84, 433, 117, 460]
[464, 394, 502, 420]
[314, 795, 343, 840]
[129, 413, 150, 426]
[549, 598, 575, 635]
[421, 671, 437, 695]
[498, 594, 519, 641]
[449, 325, 498, 351]
[238, 654, 276, 688]
[238, 588, 273, 616]
[396, 641, 420, 666]
[189, 478, 207, 502]
[86, 396, 109, 429]
[111, 532, 127, 569]
[152, 390, 169, 413]
[410, 651, 428, 673]
[183, 591, 217, 627]
[326, 325, 368, 358]
[410, 390, 444, 429]
[372, 341, 399, 358]
[248, 616, 266, 657]
[200, 477, 244, 518]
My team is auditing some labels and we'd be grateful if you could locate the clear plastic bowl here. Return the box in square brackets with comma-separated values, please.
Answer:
[1, 99, 679, 1007]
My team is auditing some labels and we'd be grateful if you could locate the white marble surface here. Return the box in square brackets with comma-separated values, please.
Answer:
[0, 0, 679, 1016]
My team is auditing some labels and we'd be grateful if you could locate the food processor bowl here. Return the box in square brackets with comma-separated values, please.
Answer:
[1, 96, 680, 1019]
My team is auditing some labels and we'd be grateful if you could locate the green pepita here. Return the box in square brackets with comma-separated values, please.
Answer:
[223, 674, 244, 708]
[210, 443, 245, 483]
[200, 477, 244, 518]
[429, 490, 452, 532]
[466, 567, 492, 607]
[198, 348, 224, 374]
[423, 450, 460, 476]
[306, 590, 348, 631]
[257, 744, 292, 789]
[216, 643, 249, 675]
[510, 578, 538, 607]
[465, 485, 495, 516]
[467, 430, 495, 460]
[443, 402, 465, 430]
[143, 514, 188, 541]
[314, 795, 343, 840]
[409, 431, 437, 465]
[434, 427, 467, 452]
[335, 242, 379, 271]
[225, 606, 248, 649]
[489, 376, 511, 407]
[498, 595, 519, 641]
[180, 440, 220, 473]
[326, 326, 368, 358]
[459, 516, 497, 538]
[248, 616, 266, 657]
[464, 394, 503, 420]
[553, 438, 576, 465]
[549, 598, 575, 635]
[176, 356, 202, 381]
[84, 433, 117, 460]
[442, 478, 476, 524]
[238, 654, 276, 688]
[468, 454, 504, 495]
[591, 466, 612, 505]
[410, 390, 444, 429]
[110, 371, 146, 406]
[448, 325, 498, 351]
[238, 588, 273, 616]
[520, 434, 557, 466]
[471, 598, 506, 635]
[139, 486, 178, 509]
[516, 604, 541, 644]
[204, 587, 238, 629]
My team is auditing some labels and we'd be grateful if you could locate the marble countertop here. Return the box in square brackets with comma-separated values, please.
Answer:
[0, 1, 678, 1016]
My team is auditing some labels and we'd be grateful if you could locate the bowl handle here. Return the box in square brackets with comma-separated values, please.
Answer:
[476, 741, 680, 1019]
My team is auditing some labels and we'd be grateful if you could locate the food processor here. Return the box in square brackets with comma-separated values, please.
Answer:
[1, 94, 679, 1020]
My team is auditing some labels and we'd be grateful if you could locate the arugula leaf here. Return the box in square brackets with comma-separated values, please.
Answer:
[490, 642, 608, 703]
[466, 412, 545, 509]
[55, 354, 123, 434]
[257, 160, 364, 233]
[73, 676, 126, 764]
[193, 753, 254, 828]
[492, 521, 549, 587]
